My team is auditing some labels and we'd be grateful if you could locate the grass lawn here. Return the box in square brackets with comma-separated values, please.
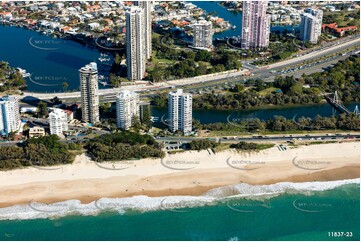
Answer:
[213, 143, 232, 153]
[323, 10, 360, 28]
[258, 87, 277, 97]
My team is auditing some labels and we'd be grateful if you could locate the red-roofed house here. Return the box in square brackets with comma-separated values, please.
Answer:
[322, 22, 358, 36]
[0, 12, 12, 20]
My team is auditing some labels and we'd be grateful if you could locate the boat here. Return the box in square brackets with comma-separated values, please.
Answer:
[232, 25, 236, 30]
[16, 67, 31, 78]
[99, 81, 108, 86]
[98, 75, 106, 80]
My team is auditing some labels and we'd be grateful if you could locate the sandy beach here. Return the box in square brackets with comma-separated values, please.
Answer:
[0, 141, 359, 208]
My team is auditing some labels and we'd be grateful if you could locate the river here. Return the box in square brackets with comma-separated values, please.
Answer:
[191, 1, 298, 39]
[151, 102, 358, 125]
[0, 2, 297, 93]
[0, 25, 112, 93]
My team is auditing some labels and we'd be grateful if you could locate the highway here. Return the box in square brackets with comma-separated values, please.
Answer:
[20, 37, 360, 101]
[19, 48, 358, 107]
[267, 37, 360, 69]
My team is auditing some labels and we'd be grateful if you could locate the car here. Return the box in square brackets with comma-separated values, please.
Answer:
[316, 137, 322, 140]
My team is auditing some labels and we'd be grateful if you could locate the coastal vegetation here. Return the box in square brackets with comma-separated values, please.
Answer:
[0, 61, 27, 92]
[186, 139, 219, 151]
[86, 132, 165, 162]
[230, 141, 274, 150]
[193, 113, 360, 133]
[0, 135, 76, 170]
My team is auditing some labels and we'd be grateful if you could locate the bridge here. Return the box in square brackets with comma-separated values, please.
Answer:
[325, 91, 359, 115]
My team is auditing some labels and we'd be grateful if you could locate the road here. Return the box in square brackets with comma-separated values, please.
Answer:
[20, 37, 360, 101]
[267, 37, 360, 69]
[157, 133, 360, 150]
[19, 48, 358, 106]
[1, 132, 359, 147]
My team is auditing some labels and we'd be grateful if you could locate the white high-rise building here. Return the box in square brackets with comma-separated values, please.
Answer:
[168, 89, 192, 135]
[0, 95, 20, 136]
[193, 20, 213, 50]
[49, 108, 68, 136]
[241, 1, 271, 49]
[299, 8, 323, 44]
[126, 6, 146, 81]
[116, 91, 140, 130]
[80, 62, 99, 124]
[134, 1, 152, 59]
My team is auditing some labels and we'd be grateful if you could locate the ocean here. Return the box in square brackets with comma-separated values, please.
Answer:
[0, 179, 359, 241]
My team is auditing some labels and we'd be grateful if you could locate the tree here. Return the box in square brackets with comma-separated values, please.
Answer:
[37, 102, 48, 118]
[141, 107, 152, 130]
[62, 82, 69, 92]
[114, 53, 123, 65]
[195, 50, 212, 62]
[8, 131, 16, 141]
[151, 63, 163, 82]
[109, 74, 122, 87]
[195, 62, 208, 76]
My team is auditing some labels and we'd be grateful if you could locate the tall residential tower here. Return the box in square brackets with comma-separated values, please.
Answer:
[49, 108, 68, 136]
[116, 90, 140, 130]
[80, 62, 99, 124]
[193, 20, 213, 50]
[299, 8, 323, 44]
[134, 1, 152, 59]
[126, 6, 146, 80]
[0, 95, 20, 136]
[241, 1, 270, 49]
[168, 89, 192, 135]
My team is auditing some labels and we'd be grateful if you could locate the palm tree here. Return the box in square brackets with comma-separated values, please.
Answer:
[62, 82, 69, 92]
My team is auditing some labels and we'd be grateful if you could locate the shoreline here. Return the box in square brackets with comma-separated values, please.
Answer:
[0, 142, 359, 208]
[1, 166, 357, 209]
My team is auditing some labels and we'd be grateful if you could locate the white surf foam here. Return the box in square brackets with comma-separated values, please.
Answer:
[0, 178, 358, 220]
[203, 178, 360, 197]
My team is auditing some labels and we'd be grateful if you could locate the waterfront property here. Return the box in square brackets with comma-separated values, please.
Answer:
[80, 62, 99, 124]
[168, 89, 193, 135]
[193, 20, 213, 50]
[0, 95, 20, 136]
[241, 1, 271, 49]
[126, 6, 146, 81]
[134, 0, 153, 59]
